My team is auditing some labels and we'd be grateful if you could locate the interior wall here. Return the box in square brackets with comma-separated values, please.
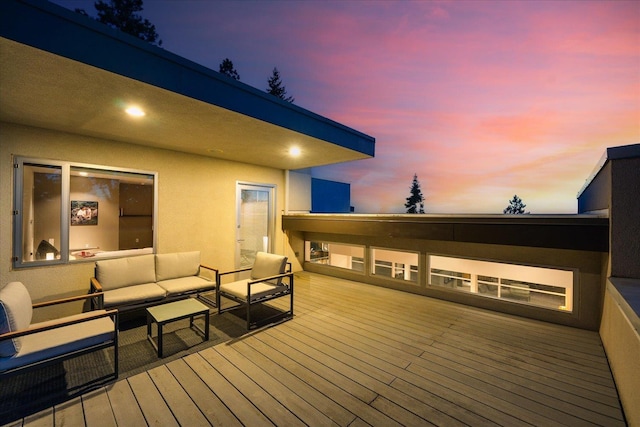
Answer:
[69, 175, 119, 251]
[0, 122, 288, 303]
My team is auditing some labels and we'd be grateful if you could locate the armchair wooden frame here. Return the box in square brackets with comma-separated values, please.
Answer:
[0, 292, 118, 380]
[216, 262, 294, 330]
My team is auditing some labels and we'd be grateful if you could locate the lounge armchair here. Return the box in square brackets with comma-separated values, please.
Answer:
[216, 252, 293, 330]
[0, 281, 118, 380]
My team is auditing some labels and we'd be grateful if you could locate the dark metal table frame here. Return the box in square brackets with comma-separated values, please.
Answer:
[146, 298, 210, 357]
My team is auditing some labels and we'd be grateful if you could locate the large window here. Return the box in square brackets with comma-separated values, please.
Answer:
[13, 157, 157, 268]
[429, 255, 574, 311]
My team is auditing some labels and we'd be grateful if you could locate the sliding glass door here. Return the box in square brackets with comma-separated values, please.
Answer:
[236, 183, 275, 269]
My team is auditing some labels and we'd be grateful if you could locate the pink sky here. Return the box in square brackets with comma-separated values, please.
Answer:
[53, 0, 640, 213]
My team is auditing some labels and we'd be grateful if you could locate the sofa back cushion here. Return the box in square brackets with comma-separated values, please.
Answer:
[96, 254, 156, 291]
[250, 252, 287, 282]
[156, 251, 201, 282]
[0, 281, 33, 357]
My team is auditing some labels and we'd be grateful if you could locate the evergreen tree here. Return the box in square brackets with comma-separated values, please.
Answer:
[81, 0, 162, 46]
[405, 173, 425, 214]
[266, 67, 294, 103]
[219, 58, 240, 80]
[503, 194, 528, 214]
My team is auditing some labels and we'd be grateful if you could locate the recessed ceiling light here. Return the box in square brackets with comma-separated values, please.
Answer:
[289, 146, 301, 157]
[125, 106, 145, 117]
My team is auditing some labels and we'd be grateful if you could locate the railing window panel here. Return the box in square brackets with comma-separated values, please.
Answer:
[429, 255, 574, 312]
[306, 241, 365, 272]
[371, 248, 419, 283]
[351, 257, 364, 271]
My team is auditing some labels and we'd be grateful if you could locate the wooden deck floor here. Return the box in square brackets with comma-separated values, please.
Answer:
[7, 272, 626, 426]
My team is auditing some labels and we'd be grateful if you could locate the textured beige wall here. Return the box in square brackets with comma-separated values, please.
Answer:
[600, 288, 640, 426]
[1, 122, 289, 304]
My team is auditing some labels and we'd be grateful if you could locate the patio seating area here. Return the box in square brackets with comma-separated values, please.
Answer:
[4, 271, 626, 426]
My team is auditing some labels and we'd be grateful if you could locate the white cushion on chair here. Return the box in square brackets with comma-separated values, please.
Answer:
[250, 252, 287, 281]
[0, 311, 114, 372]
[156, 251, 201, 282]
[96, 254, 156, 291]
[0, 282, 33, 357]
[220, 279, 288, 301]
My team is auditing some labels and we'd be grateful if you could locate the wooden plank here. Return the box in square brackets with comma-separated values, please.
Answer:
[127, 372, 178, 427]
[21, 408, 52, 427]
[414, 342, 624, 426]
[198, 347, 305, 427]
[53, 397, 84, 427]
[215, 341, 339, 426]
[429, 338, 623, 415]
[105, 380, 147, 426]
[229, 339, 356, 426]
[284, 318, 502, 426]
[183, 352, 275, 427]
[165, 358, 242, 427]
[81, 389, 116, 427]
[147, 365, 209, 426]
[249, 334, 402, 427]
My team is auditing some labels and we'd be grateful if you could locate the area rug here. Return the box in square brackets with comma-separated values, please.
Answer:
[0, 304, 255, 424]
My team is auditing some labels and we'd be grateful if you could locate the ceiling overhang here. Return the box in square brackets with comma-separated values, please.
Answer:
[0, 0, 375, 170]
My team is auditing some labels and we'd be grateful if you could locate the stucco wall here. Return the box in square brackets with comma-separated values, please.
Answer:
[600, 283, 640, 427]
[0, 122, 289, 306]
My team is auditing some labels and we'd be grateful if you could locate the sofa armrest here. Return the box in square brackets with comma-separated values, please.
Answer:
[200, 264, 218, 274]
[90, 277, 105, 309]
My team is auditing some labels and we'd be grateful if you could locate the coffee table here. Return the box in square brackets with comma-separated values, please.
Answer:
[146, 298, 210, 357]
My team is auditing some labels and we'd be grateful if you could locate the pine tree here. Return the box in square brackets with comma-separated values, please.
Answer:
[266, 67, 294, 103]
[89, 0, 162, 46]
[405, 173, 425, 214]
[503, 195, 528, 214]
[219, 58, 240, 80]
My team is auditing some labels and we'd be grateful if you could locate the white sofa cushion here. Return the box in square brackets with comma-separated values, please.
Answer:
[0, 311, 114, 372]
[157, 276, 214, 296]
[156, 251, 201, 282]
[102, 283, 165, 307]
[96, 254, 156, 291]
[250, 252, 287, 281]
[0, 282, 33, 357]
[220, 279, 289, 302]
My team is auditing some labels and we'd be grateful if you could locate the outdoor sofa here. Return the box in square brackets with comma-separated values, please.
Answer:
[91, 251, 217, 311]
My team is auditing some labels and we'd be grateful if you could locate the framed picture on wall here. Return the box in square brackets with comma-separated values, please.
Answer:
[71, 200, 98, 225]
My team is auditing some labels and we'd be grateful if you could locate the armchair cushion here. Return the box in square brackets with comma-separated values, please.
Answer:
[0, 282, 33, 357]
[0, 311, 114, 372]
[155, 251, 200, 282]
[96, 254, 156, 291]
[250, 252, 287, 282]
[219, 279, 289, 301]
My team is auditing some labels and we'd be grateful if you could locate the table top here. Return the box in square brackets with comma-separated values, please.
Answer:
[147, 298, 209, 323]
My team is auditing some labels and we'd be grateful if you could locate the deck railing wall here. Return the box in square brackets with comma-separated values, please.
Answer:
[283, 214, 609, 331]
